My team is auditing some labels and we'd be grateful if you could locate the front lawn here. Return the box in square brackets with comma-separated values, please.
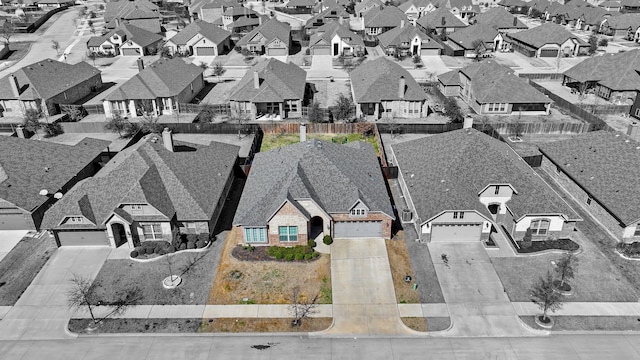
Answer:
[208, 228, 332, 304]
[492, 231, 640, 302]
[91, 244, 222, 305]
[386, 238, 420, 304]
[260, 133, 378, 153]
[520, 316, 640, 331]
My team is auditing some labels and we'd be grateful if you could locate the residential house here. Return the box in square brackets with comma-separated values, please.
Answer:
[497, 0, 530, 15]
[378, 23, 442, 56]
[229, 58, 308, 120]
[41, 131, 239, 247]
[448, 0, 480, 20]
[87, 24, 163, 57]
[548, 4, 617, 31]
[103, 58, 204, 118]
[0, 136, 109, 230]
[398, 0, 433, 25]
[538, 131, 640, 243]
[220, 6, 260, 32]
[165, 20, 231, 56]
[236, 19, 291, 56]
[600, 1, 622, 11]
[188, 0, 238, 22]
[447, 23, 506, 55]
[506, 22, 589, 57]
[36, 0, 75, 9]
[472, 7, 528, 33]
[309, 20, 365, 56]
[438, 60, 552, 115]
[233, 139, 395, 245]
[391, 129, 581, 243]
[355, 0, 384, 17]
[600, 13, 640, 39]
[562, 49, 640, 104]
[305, 6, 351, 35]
[621, 0, 640, 12]
[362, 6, 409, 42]
[416, 7, 467, 35]
[284, 0, 315, 14]
[104, 0, 161, 34]
[350, 57, 428, 119]
[0, 59, 102, 117]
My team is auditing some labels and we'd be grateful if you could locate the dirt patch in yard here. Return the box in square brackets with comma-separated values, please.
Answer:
[402, 317, 427, 331]
[69, 318, 201, 334]
[386, 238, 420, 304]
[0, 234, 57, 306]
[200, 317, 333, 333]
[208, 229, 332, 304]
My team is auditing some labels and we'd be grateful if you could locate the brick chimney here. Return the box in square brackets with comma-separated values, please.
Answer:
[398, 76, 405, 99]
[162, 127, 174, 152]
[400, 19, 405, 28]
[253, 71, 260, 89]
[628, 122, 640, 141]
[8, 74, 19, 97]
[137, 58, 144, 71]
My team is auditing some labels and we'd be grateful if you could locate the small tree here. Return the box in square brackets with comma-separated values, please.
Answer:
[51, 40, 60, 55]
[23, 108, 43, 140]
[412, 54, 422, 68]
[0, 22, 15, 48]
[138, 100, 162, 134]
[471, 39, 485, 60]
[334, 93, 354, 122]
[199, 61, 209, 72]
[289, 286, 319, 327]
[530, 270, 564, 324]
[521, 227, 533, 249]
[67, 274, 141, 327]
[307, 101, 323, 123]
[160, 46, 173, 58]
[512, 111, 524, 140]
[104, 112, 137, 138]
[197, 103, 218, 123]
[588, 35, 598, 55]
[443, 97, 464, 123]
[86, 50, 98, 66]
[598, 38, 608, 48]
[554, 253, 578, 291]
[61, 104, 84, 122]
[211, 62, 226, 82]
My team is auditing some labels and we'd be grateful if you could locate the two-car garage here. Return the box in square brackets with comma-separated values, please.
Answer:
[55, 230, 110, 246]
[334, 221, 383, 238]
[429, 223, 482, 242]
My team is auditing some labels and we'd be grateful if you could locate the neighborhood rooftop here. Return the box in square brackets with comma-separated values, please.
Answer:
[563, 49, 640, 92]
[350, 57, 427, 103]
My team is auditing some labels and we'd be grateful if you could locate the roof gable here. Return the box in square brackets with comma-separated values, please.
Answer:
[350, 57, 427, 102]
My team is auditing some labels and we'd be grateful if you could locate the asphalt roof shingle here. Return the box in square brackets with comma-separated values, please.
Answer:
[392, 129, 580, 223]
[377, 24, 439, 49]
[364, 6, 408, 28]
[88, 24, 163, 49]
[229, 58, 306, 102]
[168, 20, 231, 45]
[236, 19, 290, 46]
[563, 49, 640, 91]
[507, 22, 587, 48]
[447, 23, 499, 50]
[350, 57, 427, 103]
[233, 139, 394, 226]
[538, 131, 640, 226]
[416, 7, 467, 29]
[473, 7, 528, 29]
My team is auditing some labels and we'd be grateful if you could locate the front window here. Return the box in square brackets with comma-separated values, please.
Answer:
[245, 227, 267, 243]
[487, 103, 506, 112]
[494, 186, 500, 195]
[530, 219, 550, 236]
[278, 226, 298, 242]
[142, 223, 163, 240]
[453, 212, 459, 219]
[350, 208, 367, 216]
[634, 224, 640, 237]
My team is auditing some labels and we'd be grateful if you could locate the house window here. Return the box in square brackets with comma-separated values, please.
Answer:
[69, 217, 83, 222]
[279, 226, 298, 242]
[131, 204, 143, 212]
[453, 212, 458, 219]
[586, 197, 592, 205]
[487, 103, 506, 112]
[190, 83, 193, 92]
[245, 227, 267, 243]
[494, 186, 500, 195]
[381, 101, 392, 113]
[142, 223, 163, 240]
[459, 212, 464, 219]
[239, 101, 251, 114]
[635, 108, 640, 117]
[350, 209, 367, 216]
[634, 224, 640, 237]
[530, 219, 550, 235]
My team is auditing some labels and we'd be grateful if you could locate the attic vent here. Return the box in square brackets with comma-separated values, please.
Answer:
[44, 167, 50, 172]
[445, 188, 449, 192]
[590, 176, 594, 180]
[39, 63, 44, 66]
[636, 147, 640, 150]
[625, 140, 630, 143]
[440, 179, 445, 183]
[615, 134, 620, 137]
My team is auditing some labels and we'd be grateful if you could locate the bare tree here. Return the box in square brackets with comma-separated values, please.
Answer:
[289, 286, 319, 327]
[67, 274, 141, 326]
[553, 253, 578, 292]
[105, 112, 137, 138]
[530, 270, 564, 324]
[211, 62, 226, 82]
[0, 22, 15, 48]
[61, 104, 84, 122]
[51, 40, 60, 55]
[23, 108, 43, 140]
[86, 50, 98, 66]
[138, 99, 162, 133]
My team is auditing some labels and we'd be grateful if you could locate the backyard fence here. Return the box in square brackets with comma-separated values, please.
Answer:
[577, 103, 632, 115]
[488, 121, 590, 135]
[518, 73, 564, 81]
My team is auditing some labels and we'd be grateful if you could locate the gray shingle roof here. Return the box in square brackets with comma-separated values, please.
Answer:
[309, 21, 364, 48]
[473, 7, 527, 29]
[377, 24, 438, 49]
[364, 6, 408, 28]
[236, 19, 290, 46]
[41, 137, 239, 230]
[447, 23, 499, 50]
[168, 20, 231, 45]
[0, 59, 101, 101]
[0, 136, 109, 213]
[229, 58, 306, 102]
[538, 131, 640, 226]
[105, 58, 204, 101]
[392, 129, 580, 223]
[417, 7, 467, 29]
[104, 0, 158, 23]
[603, 13, 640, 29]
[88, 24, 163, 49]
[563, 49, 640, 92]
[507, 22, 587, 49]
[233, 139, 394, 226]
[350, 57, 427, 103]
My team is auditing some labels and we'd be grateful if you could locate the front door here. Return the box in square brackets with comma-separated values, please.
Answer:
[333, 43, 339, 56]
[413, 44, 418, 55]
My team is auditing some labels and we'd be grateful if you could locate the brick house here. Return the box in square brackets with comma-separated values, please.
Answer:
[392, 129, 581, 243]
[445, 23, 505, 56]
[599, 13, 640, 39]
[538, 131, 640, 243]
[165, 20, 231, 56]
[0, 59, 102, 117]
[41, 130, 239, 247]
[235, 19, 291, 56]
[377, 23, 442, 57]
[87, 24, 163, 57]
[104, 0, 161, 33]
[362, 6, 409, 43]
[233, 139, 394, 246]
[506, 23, 590, 57]
[0, 136, 109, 230]
[309, 19, 365, 56]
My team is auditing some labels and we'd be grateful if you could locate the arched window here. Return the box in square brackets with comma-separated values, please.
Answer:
[530, 219, 550, 236]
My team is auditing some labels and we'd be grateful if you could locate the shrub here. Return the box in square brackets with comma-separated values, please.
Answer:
[275, 252, 285, 260]
[167, 247, 176, 253]
[304, 253, 312, 260]
[145, 247, 154, 255]
[158, 249, 167, 255]
[308, 239, 317, 248]
[154, 246, 163, 254]
[305, 48, 310, 55]
[312, 252, 319, 258]
[195, 241, 205, 249]
[198, 233, 210, 243]
[521, 228, 533, 249]
[295, 253, 304, 261]
[185, 234, 198, 243]
[179, 242, 187, 250]
[285, 253, 294, 261]
[130, 250, 139, 258]
[323, 235, 333, 245]
[44, 123, 64, 138]
[267, 246, 282, 258]
[187, 242, 196, 249]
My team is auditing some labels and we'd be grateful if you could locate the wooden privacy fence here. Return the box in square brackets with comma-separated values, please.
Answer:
[490, 121, 590, 135]
[518, 73, 563, 81]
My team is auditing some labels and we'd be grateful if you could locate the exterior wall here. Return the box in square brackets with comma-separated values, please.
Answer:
[540, 154, 630, 242]
[357, 100, 427, 119]
[44, 74, 103, 115]
[203, 167, 235, 236]
[297, 199, 332, 235]
[331, 211, 393, 239]
[439, 83, 460, 96]
[180, 221, 210, 234]
[0, 198, 35, 230]
[193, 36, 230, 56]
[266, 37, 289, 54]
[0, 99, 26, 116]
[512, 215, 571, 240]
[267, 201, 309, 246]
[176, 74, 205, 103]
[477, 102, 550, 115]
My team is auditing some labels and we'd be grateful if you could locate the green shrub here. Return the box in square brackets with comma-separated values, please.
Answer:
[308, 239, 317, 248]
[295, 253, 304, 261]
[312, 252, 319, 258]
[285, 253, 294, 261]
[323, 235, 333, 245]
[130, 250, 139, 258]
[145, 247, 154, 255]
[198, 233, 210, 243]
[275, 252, 285, 260]
[167, 247, 176, 253]
[267, 246, 281, 258]
[195, 241, 206, 249]
[179, 242, 187, 250]
[185, 234, 199, 243]
[187, 242, 196, 249]
[304, 253, 312, 260]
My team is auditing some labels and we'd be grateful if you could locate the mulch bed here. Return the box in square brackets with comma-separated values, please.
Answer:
[515, 238, 580, 254]
[68, 318, 201, 334]
[231, 246, 319, 263]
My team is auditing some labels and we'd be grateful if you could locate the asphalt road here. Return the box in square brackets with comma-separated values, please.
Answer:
[2, 333, 640, 359]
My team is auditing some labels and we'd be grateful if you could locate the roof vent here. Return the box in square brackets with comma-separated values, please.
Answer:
[440, 179, 445, 183]
[625, 139, 630, 143]
[44, 167, 50, 172]
[615, 134, 620, 137]
[590, 176, 594, 180]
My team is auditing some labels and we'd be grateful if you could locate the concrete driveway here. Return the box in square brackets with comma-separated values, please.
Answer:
[323, 238, 412, 336]
[428, 242, 543, 337]
[0, 230, 29, 262]
[0, 247, 110, 340]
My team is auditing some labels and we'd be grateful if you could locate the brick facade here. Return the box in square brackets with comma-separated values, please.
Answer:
[45, 74, 103, 116]
[267, 201, 309, 246]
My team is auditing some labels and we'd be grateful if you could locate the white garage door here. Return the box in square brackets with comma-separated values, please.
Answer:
[313, 46, 331, 55]
[121, 48, 141, 56]
[58, 230, 110, 246]
[0, 213, 32, 230]
[421, 48, 440, 56]
[430, 223, 481, 242]
[267, 47, 288, 56]
[196, 46, 217, 56]
[334, 221, 382, 238]
[539, 49, 559, 57]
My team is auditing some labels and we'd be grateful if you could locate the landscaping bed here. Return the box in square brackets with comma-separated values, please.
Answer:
[232, 244, 319, 262]
[69, 318, 201, 334]
[259, 133, 378, 153]
[402, 317, 426, 332]
[520, 316, 640, 331]
[208, 229, 332, 305]
[386, 239, 420, 304]
[200, 317, 333, 333]
[616, 242, 640, 259]
[0, 234, 57, 306]
[426, 317, 451, 332]
[130, 235, 211, 260]
[514, 238, 580, 254]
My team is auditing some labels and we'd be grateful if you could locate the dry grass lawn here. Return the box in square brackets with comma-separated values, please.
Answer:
[402, 317, 427, 332]
[200, 318, 333, 333]
[208, 229, 332, 304]
[386, 239, 420, 304]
